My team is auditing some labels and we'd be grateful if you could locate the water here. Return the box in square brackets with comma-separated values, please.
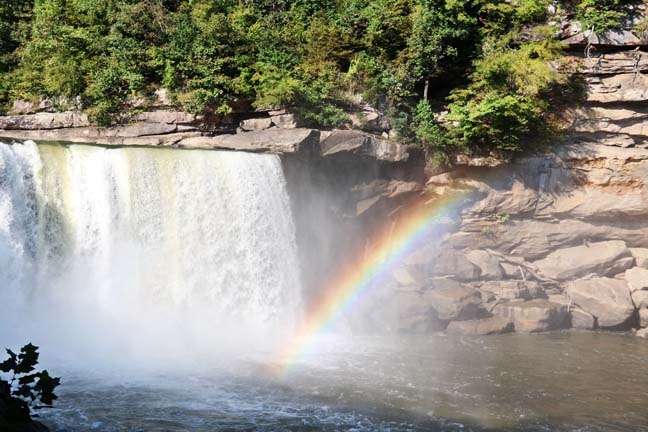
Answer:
[35, 333, 648, 431]
[3, 141, 648, 431]
[0, 140, 301, 361]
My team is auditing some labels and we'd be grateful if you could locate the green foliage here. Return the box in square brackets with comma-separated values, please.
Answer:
[575, 0, 637, 31]
[0, 0, 635, 150]
[0, 343, 60, 430]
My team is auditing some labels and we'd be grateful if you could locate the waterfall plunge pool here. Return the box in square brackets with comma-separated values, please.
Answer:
[36, 332, 648, 432]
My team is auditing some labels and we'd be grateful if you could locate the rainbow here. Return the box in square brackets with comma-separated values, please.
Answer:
[276, 192, 466, 376]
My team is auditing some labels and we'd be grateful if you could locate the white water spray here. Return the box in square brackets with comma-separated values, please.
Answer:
[0, 141, 302, 366]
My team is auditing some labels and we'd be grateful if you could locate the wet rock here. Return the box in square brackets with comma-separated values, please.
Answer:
[446, 316, 513, 336]
[493, 300, 569, 333]
[625, 267, 648, 292]
[0, 112, 90, 129]
[427, 286, 483, 321]
[533, 240, 632, 281]
[567, 278, 635, 328]
[320, 130, 409, 162]
[180, 128, 320, 153]
[630, 248, 648, 268]
[465, 250, 503, 280]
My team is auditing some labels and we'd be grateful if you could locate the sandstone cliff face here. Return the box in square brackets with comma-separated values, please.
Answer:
[352, 39, 648, 337]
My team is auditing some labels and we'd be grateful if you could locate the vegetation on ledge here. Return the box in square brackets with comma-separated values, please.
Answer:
[0, 1, 642, 156]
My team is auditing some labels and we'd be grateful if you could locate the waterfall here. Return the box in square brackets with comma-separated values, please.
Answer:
[0, 141, 302, 364]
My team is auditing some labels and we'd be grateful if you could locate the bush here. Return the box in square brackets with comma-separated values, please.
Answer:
[0, 343, 60, 432]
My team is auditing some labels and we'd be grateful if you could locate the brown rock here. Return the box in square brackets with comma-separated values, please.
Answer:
[493, 300, 569, 333]
[427, 286, 483, 321]
[446, 316, 513, 336]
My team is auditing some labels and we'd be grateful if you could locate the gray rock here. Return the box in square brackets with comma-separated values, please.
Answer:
[563, 29, 643, 47]
[465, 250, 503, 280]
[239, 117, 273, 131]
[270, 113, 298, 128]
[567, 277, 635, 328]
[630, 248, 648, 268]
[321, 130, 409, 162]
[133, 110, 197, 124]
[493, 300, 569, 333]
[631, 290, 648, 309]
[427, 286, 483, 321]
[430, 251, 481, 281]
[636, 327, 648, 338]
[479, 280, 538, 301]
[393, 291, 446, 333]
[571, 308, 596, 330]
[625, 267, 648, 292]
[640, 309, 648, 328]
[180, 128, 320, 153]
[446, 316, 514, 336]
[533, 240, 631, 281]
[0, 112, 90, 129]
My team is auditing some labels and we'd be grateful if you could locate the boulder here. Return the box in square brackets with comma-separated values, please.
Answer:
[625, 267, 648, 292]
[479, 280, 539, 301]
[429, 251, 481, 281]
[493, 300, 569, 333]
[465, 250, 503, 280]
[567, 277, 635, 328]
[636, 327, 648, 338]
[631, 290, 648, 309]
[179, 128, 320, 153]
[393, 291, 446, 333]
[239, 117, 273, 131]
[630, 248, 648, 268]
[446, 316, 514, 336]
[320, 130, 409, 162]
[640, 309, 648, 328]
[270, 112, 298, 129]
[533, 240, 632, 281]
[571, 308, 596, 330]
[0, 112, 90, 129]
[426, 286, 483, 321]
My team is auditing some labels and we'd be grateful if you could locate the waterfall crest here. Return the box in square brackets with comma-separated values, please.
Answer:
[0, 141, 302, 364]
